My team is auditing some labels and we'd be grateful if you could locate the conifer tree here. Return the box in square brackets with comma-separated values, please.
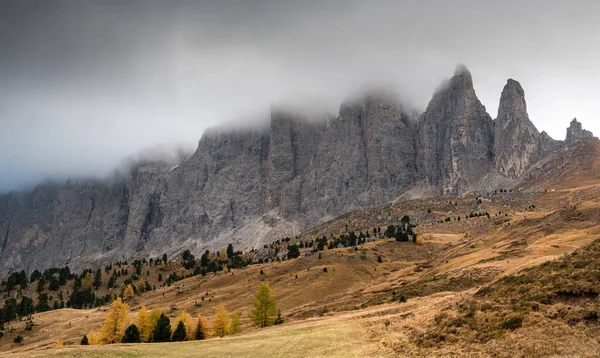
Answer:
[152, 313, 172, 342]
[212, 304, 230, 337]
[86, 330, 104, 345]
[81, 272, 93, 290]
[229, 311, 242, 334]
[93, 269, 102, 290]
[194, 315, 211, 340]
[101, 298, 130, 343]
[148, 307, 166, 334]
[171, 321, 187, 341]
[136, 306, 151, 342]
[174, 311, 194, 340]
[123, 284, 135, 300]
[249, 283, 277, 327]
[80, 335, 89, 345]
[122, 324, 141, 343]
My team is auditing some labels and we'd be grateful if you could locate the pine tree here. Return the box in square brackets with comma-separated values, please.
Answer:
[212, 304, 230, 337]
[81, 335, 89, 345]
[122, 324, 141, 343]
[123, 284, 135, 300]
[171, 321, 187, 341]
[229, 311, 242, 334]
[93, 269, 102, 290]
[174, 311, 194, 340]
[101, 298, 131, 343]
[136, 306, 151, 342]
[148, 307, 166, 335]
[194, 315, 211, 340]
[249, 283, 277, 328]
[274, 309, 284, 325]
[152, 313, 171, 342]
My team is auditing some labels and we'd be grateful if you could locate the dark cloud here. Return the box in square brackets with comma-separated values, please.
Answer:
[1, 0, 599, 192]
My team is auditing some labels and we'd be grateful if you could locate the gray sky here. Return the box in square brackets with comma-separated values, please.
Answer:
[1, 0, 599, 192]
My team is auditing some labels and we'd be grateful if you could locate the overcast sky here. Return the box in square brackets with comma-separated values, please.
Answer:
[1, 0, 599, 192]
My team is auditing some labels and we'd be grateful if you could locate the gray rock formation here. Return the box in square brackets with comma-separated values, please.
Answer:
[0, 66, 593, 276]
[493, 79, 541, 179]
[0, 91, 421, 276]
[566, 118, 595, 144]
[417, 64, 495, 194]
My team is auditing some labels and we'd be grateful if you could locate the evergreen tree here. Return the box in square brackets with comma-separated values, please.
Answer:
[122, 324, 141, 343]
[227, 243, 234, 258]
[152, 313, 171, 342]
[174, 311, 194, 340]
[249, 283, 277, 328]
[274, 309, 284, 325]
[171, 321, 187, 341]
[81, 335, 89, 345]
[194, 315, 211, 340]
[93, 269, 102, 290]
[48, 277, 60, 291]
[287, 244, 300, 259]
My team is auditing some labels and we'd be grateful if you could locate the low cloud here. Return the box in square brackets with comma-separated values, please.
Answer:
[1, 0, 599, 192]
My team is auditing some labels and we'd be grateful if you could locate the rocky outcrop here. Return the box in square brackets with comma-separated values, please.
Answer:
[417, 65, 495, 194]
[493, 79, 541, 179]
[566, 118, 595, 144]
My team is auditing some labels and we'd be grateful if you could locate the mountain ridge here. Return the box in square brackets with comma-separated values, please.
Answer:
[0, 65, 596, 276]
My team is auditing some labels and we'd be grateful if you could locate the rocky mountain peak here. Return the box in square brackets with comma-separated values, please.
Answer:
[417, 65, 494, 194]
[494, 78, 541, 179]
[566, 118, 595, 144]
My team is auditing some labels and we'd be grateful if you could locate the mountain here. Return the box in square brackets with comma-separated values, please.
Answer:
[0, 65, 596, 276]
[417, 64, 495, 194]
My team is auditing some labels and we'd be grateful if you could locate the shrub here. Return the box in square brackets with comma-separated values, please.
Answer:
[501, 316, 523, 330]
[14, 335, 23, 343]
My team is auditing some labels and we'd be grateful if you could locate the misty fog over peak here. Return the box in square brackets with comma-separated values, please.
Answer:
[1, 0, 600, 193]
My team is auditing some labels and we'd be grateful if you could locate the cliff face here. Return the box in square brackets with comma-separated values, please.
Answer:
[493, 79, 541, 179]
[417, 65, 495, 194]
[0, 66, 593, 276]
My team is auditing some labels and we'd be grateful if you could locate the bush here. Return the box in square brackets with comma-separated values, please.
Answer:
[501, 316, 523, 331]
[14, 335, 23, 343]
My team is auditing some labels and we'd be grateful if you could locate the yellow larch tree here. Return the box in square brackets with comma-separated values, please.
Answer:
[123, 284, 135, 300]
[101, 298, 131, 343]
[136, 278, 146, 293]
[87, 329, 104, 345]
[212, 304, 230, 338]
[229, 311, 242, 334]
[136, 306, 151, 342]
[81, 272, 93, 290]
